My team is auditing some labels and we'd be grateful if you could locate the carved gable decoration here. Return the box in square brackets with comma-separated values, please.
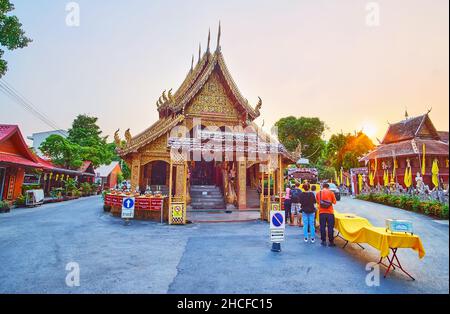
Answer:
[185, 70, 239, 117]
[140, 135, 168, 154]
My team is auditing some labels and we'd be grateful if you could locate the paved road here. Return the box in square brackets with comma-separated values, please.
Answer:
[0, 196, 448, 293]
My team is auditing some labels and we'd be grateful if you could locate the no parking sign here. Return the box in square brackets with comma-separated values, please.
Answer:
[270, 210, 285, 242]
[121, 197, 135, 219]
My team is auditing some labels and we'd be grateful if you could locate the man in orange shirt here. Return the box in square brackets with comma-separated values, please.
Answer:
[316, 183, 337, 247]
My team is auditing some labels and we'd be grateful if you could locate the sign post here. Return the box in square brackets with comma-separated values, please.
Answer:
[269, 206, 285, 252]
[121, 197, 135, 225]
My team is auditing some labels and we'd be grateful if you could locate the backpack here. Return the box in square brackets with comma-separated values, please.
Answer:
[291, 188, 302, 203]
[319, 191, 333, 209]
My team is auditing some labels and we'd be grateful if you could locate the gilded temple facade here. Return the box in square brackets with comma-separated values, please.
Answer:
[117, 27, 296, 224]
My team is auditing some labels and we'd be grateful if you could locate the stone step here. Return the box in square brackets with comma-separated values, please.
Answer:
[190, 191, 224, 197]
[190, 184, 225, 210]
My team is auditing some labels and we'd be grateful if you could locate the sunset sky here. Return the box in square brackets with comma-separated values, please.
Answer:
[1, 0, 448, 144]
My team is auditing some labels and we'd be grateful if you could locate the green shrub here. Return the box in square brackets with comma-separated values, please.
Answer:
[442, 204, 449, 219]
[0, 200, 11, 211]
[63, 178, 78, 196]
[356, 192, 449, 219]
[79, 182, 92, 196]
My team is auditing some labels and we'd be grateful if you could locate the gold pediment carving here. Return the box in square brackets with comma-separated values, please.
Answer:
[140, 135, 168, 153]
[185, 71, 239, 117]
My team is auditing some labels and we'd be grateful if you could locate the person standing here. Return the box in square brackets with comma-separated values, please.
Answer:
[299, 183, 316, 243]
[290, 182, 303, 226]
[311, 184, 319, 228]
[284, 183, 292, 223]
[316, 183, 337, 247]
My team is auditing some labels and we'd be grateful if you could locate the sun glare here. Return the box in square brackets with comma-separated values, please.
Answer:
[362, 122, 377, 138]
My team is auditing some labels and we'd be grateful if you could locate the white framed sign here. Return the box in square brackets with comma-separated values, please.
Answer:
[121, 197, 135, 219]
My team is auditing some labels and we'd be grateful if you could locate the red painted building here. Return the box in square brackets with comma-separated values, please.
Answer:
[1, 124, 97, 201]
[0, 125, 41, 201]
[360, 113, 449, 188]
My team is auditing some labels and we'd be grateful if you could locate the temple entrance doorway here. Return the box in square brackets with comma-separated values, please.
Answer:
[141, 160, 169, 194]
[190, 161, 217, 185]
[189, 161, 225, 210]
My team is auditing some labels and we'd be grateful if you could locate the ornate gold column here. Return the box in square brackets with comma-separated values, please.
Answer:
[175, 164, 185, 198]
[237, 160, 247, 209]
[130, 153, 141, 192]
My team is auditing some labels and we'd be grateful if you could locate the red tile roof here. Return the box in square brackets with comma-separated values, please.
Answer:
[0, 125, 16, 142]
[0, 152, 41, 168]
[0, 124, 40, 167]
[438, 131, 449, 143]
[360, 138, 449, 162]
[381, 114, 439, 144]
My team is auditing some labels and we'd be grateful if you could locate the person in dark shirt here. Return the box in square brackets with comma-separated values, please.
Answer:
[299, 183, 317, 243]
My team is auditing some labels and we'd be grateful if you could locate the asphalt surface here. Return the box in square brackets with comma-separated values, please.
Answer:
[0, 195, 448, 293]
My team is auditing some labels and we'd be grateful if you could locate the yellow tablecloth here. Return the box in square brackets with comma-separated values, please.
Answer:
[333, 211, 426, 259]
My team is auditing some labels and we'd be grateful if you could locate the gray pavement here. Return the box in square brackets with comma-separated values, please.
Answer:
[0, 195, 448, 293]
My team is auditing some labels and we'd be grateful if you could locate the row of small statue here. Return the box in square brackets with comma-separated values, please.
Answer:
[359, 172, 448, 203]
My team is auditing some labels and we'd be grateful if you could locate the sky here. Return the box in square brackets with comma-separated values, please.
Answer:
[0, 0, 448, 145]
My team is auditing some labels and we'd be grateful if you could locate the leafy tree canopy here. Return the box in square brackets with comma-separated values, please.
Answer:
[40, 115, 116, 169]
[0, 0, 31, 77]
[324, 131, 375, 171]
[67, 115, 114, 168]
[275, 116, 326, 164]
[39, 134, 83, 169]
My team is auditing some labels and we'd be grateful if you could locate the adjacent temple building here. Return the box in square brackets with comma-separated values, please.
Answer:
[360, 112, 449, 189]
[116, 25, 295, 223]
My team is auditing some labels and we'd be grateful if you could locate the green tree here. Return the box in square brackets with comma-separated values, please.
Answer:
[39, 134, 83, 169]
[0, 0, 31, 77]
[275, 116, 326, 164]
[325, 131, 374, 171]
[67, 114, 114, 168]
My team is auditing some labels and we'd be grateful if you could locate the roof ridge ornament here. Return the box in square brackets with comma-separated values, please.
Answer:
[255, 97, 262, 116]
[162, 90, 168, 103]
[168, 88, 174, 102]
[216, 21, 221, 51]
[190, 54, 194, 72]
[207, 28, 211, 53]
[198, 43, 201, 63]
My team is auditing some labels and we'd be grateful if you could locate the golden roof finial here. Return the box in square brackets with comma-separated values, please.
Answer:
[207, 28, 211, 52]
[162, 90, 168, 103]
[216, 21, 221, 51]
[198, 43, 201, 63]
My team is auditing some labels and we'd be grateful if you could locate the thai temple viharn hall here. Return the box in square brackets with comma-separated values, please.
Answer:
[113, 24, 296, 224]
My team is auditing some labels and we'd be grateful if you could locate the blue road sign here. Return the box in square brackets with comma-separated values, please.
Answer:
[123, 198, 135, 209]
[272, 212, 283, 227]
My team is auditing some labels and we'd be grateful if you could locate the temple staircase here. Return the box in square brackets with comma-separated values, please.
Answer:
[189, 185, 226, 210]
[246, 187, 260, 208]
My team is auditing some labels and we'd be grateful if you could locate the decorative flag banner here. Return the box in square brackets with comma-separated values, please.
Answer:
[432, 159, 439, 188]
[369, 171, 374, 186]
[383, 170, 389, 186]
[404, 167, 412, 188]
[335, 169, 340, 186]
[374, 158, 378, 185]
[358, 174, 363, 192]
[421, 144, 426, 176]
